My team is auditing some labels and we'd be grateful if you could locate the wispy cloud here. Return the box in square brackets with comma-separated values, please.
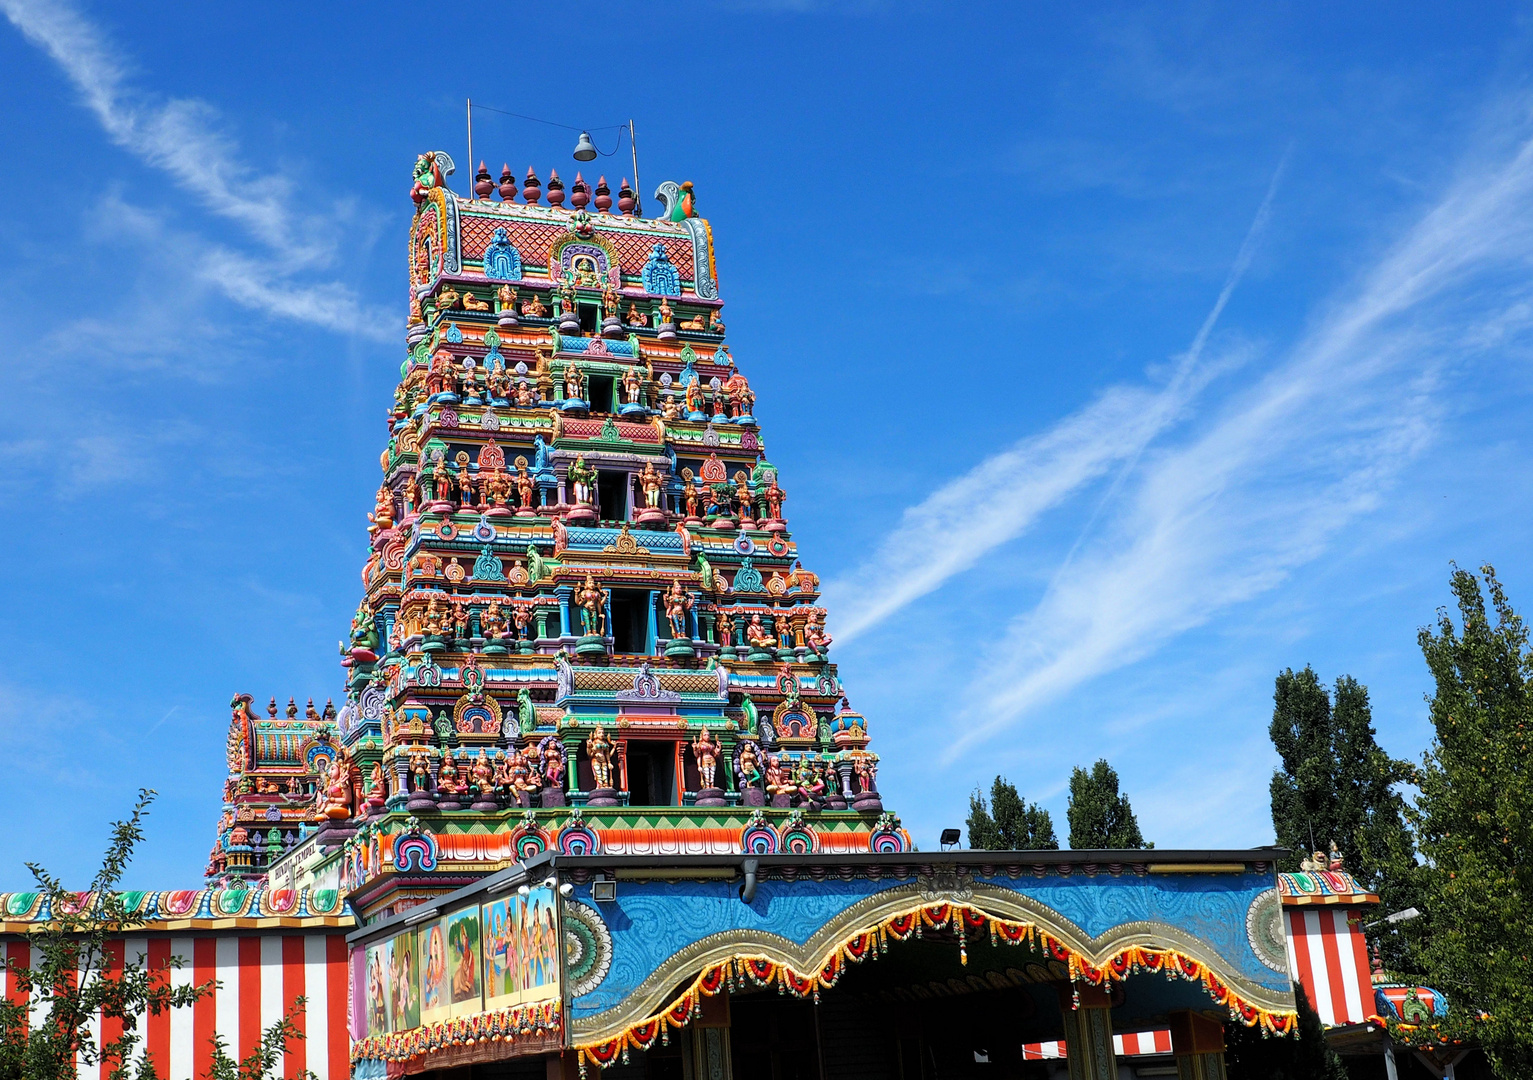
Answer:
[0, 0, 390, 340]
[822, 154, 1288, 642]
[939, 123, 1533, 758]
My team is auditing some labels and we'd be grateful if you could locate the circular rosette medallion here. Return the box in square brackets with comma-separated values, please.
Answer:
[1246, 888, 1288, 972]
[563, 901, 613, 997]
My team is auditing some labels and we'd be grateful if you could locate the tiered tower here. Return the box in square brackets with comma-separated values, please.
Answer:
[213, 152, 906, 914]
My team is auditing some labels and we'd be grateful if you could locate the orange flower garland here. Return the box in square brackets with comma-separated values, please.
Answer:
[575, 900, 1296, 1072]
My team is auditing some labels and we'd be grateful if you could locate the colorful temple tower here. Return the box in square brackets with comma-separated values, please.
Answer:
[136, 150, 1305, 1080]
[215, 150, 901, 919]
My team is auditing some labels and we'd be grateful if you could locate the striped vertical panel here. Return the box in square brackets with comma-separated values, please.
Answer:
[0, 934, 351, 1079]
[1283, 907, 1372, 1026]
[1019, 1030, 1173, 1060]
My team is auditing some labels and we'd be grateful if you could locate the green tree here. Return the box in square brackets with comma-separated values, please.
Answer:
[967, 776, 1058, 850]
[1408, 564, 1533, 1075]
[1225, 984, 1346, 1080]
[0, 790, 314, 1080]
[1268, 667, 1423, 969]
[1066, 759, 1146, 849]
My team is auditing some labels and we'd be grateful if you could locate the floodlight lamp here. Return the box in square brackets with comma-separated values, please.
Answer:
[940, 828, 961, 850]
[573, 132, 598, 161]
[1387, 907, 1422, 924]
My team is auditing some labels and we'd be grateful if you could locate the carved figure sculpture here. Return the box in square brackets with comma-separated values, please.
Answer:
[568, 454, 595, 505]
[664, 579, 693, 639]
[316, 752, 354, 821]
[626, 303, 648, 327]
[640, 462, 664, 508]
[521, 292, 547, 317]
[684, 728, 718, 791]
[587, 725, 614, 790]
[563, 365, 583, 403]
[746, 614, 774, 649]
[576, 572, 605, 636]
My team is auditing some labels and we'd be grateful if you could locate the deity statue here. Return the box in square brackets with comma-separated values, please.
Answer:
[436, 752, 465, 797]
[511, 599, 533, 640]
[456, 464, 477, 509]
[708, 309, 726, 334]
[576, 572, 605, 636]
[692, 727, 720, 789]
[568, 454, 596, 505]
[664, 579, 693, 640]
[423, 596, 447, 637]
[734, 475, 754, 520]
[450, 598, 471, 641]
[683, 475, 701, 520]
[514, 379, 536, 406]
[496, 284, 517, 312]
[492, 751, 514, 795]
[626, 302, 648, 327]
[470, 753, 495, 797]
[602, 283, 620, 317]
[622, 366, 643, 406]
[368, 484, 395, 534]
[517, 687, 536, 734]
[745, 614, 774, 650]
[684, 381, 706, 416]
[462, 291, 489, 312]
[805, 610, 832, 654]
[586, 725, 615, 790]
[715, 606, 734, 646]
[853, 755, 878, 794]
[563, 365, 584, 403]
[316, 751, 355, 821]
[795, 759, 825, 806]
[541, 740, 565, 788]
[661, 394, 681, 420]
[436, 285, 461, 311]
[408, 751, 431, 794]
[640, 462, 664, 509]
[657, 298, 674, 326]
[724, 371, 754, 418]
[515, 463, 535, 509]
[737, 741, 761, 790]
[765, 755, 796, 804]
[480, 599, 506, 641]
[763, 477, 786, 521]
[521, 292, 547, 317]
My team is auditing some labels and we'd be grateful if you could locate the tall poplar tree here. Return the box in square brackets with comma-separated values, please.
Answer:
[1066, 760, 1147, 849]
[967, 776, 1058, 850]
[1409, 565, 1533, 1075]
[1268, 666, 1422, 970]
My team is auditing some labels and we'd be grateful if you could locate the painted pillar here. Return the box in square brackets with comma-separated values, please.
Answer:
[625, 472, 635, 520]
[1168, 1010, 1226, 1080]
[1057, 984, 1118, 1080]
[690, 986, 733, 1080]
[646, 590, 661, 653]
[556, 585, 573, 637]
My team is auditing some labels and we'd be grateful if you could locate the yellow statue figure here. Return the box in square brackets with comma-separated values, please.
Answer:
[587, 725, 615, 790]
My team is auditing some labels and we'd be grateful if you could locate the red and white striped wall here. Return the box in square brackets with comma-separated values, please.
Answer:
[1283, 907, 1372, 1027]
[1, 934, 350, 1079]
[1021, 1029, 1173, 1060]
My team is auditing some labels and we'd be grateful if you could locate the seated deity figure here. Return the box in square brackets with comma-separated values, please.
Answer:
[625, 303, 648, 327]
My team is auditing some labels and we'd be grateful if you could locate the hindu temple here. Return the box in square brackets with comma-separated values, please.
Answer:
[1, 150, 1304, 1080]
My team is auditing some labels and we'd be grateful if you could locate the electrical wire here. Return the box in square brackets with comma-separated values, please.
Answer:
[468, 102, 626, 134]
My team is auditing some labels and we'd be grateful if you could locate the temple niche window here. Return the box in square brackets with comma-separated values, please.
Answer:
[571, 254, 602, 287]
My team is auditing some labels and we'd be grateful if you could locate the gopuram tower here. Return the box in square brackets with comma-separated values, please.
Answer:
[210, 152, 908, 915]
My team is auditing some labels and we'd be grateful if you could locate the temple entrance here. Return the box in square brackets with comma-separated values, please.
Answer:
[624, 740, 677, 806]
[610, 589, 650, 654]
[597, 470, 628, 520]
[589, 374, 616, 413]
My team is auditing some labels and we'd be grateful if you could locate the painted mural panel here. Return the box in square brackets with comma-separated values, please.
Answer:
[483, 884, 562, 1012]
[388, 928, 421, 1031]
[419, 916, 451, 1026]
[365, 937, 393, 1037]
[446, 906, 483, 1017]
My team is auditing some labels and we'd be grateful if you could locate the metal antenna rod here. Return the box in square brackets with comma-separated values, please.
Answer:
[467, 98, 474, 196]
[629, 119, 642, 217]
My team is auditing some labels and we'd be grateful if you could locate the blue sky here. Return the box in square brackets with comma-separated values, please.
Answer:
[3, 1, 1532, 885]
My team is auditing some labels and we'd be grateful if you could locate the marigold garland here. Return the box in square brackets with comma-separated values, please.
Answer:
[574, 901, 1297, 1072]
